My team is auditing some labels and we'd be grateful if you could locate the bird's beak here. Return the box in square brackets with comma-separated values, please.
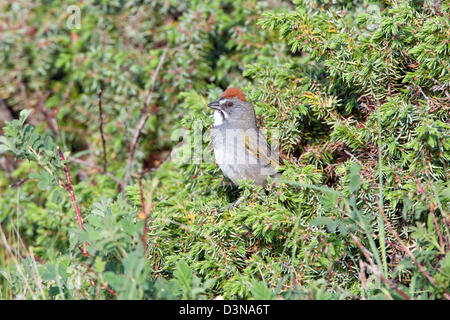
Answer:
[207, 99, 221, 110]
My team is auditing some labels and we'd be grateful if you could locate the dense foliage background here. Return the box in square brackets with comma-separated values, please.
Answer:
[0, 0, 448, 299]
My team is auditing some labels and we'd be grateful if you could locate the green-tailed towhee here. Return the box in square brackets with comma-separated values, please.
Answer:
[208, 87, 281, 186]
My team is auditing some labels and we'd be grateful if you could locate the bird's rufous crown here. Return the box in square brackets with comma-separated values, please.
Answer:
[221, 87, 246, 102]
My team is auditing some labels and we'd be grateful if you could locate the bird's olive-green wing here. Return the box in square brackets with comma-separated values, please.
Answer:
[243, 129, 281, 170]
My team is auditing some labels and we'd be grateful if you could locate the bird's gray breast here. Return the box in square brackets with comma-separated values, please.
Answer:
[211, 125, 241, 166]
[211, 125, 276, 185]
[211, 125, 244, 183]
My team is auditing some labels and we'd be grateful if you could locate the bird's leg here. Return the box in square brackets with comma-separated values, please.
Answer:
[227, 196, 244, 210]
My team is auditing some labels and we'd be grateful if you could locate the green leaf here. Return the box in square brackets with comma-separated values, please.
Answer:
[349, 164, 360, 194]
[0, 136, 12, 153]
[19, 109, 33, 125]
[251, 281, 274, 300]
[173, 260, 192, 290]
[0, 144, 10, 154]
[94, 256, 106, 273]
[46, 95, 61, 109]
[310, 216, 337, 233]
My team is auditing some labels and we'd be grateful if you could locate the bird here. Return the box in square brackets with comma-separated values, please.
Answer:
[208, 87, 281, 189]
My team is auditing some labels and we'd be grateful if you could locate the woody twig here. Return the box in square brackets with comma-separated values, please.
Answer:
[57, 147, 88, 257]
[123, 44, 169, 189]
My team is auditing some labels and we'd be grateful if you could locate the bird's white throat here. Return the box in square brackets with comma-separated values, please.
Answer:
[214, 110, 225, 126]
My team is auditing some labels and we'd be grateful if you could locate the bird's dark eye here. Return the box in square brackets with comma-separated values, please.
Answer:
[226, 101, 233, 107]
